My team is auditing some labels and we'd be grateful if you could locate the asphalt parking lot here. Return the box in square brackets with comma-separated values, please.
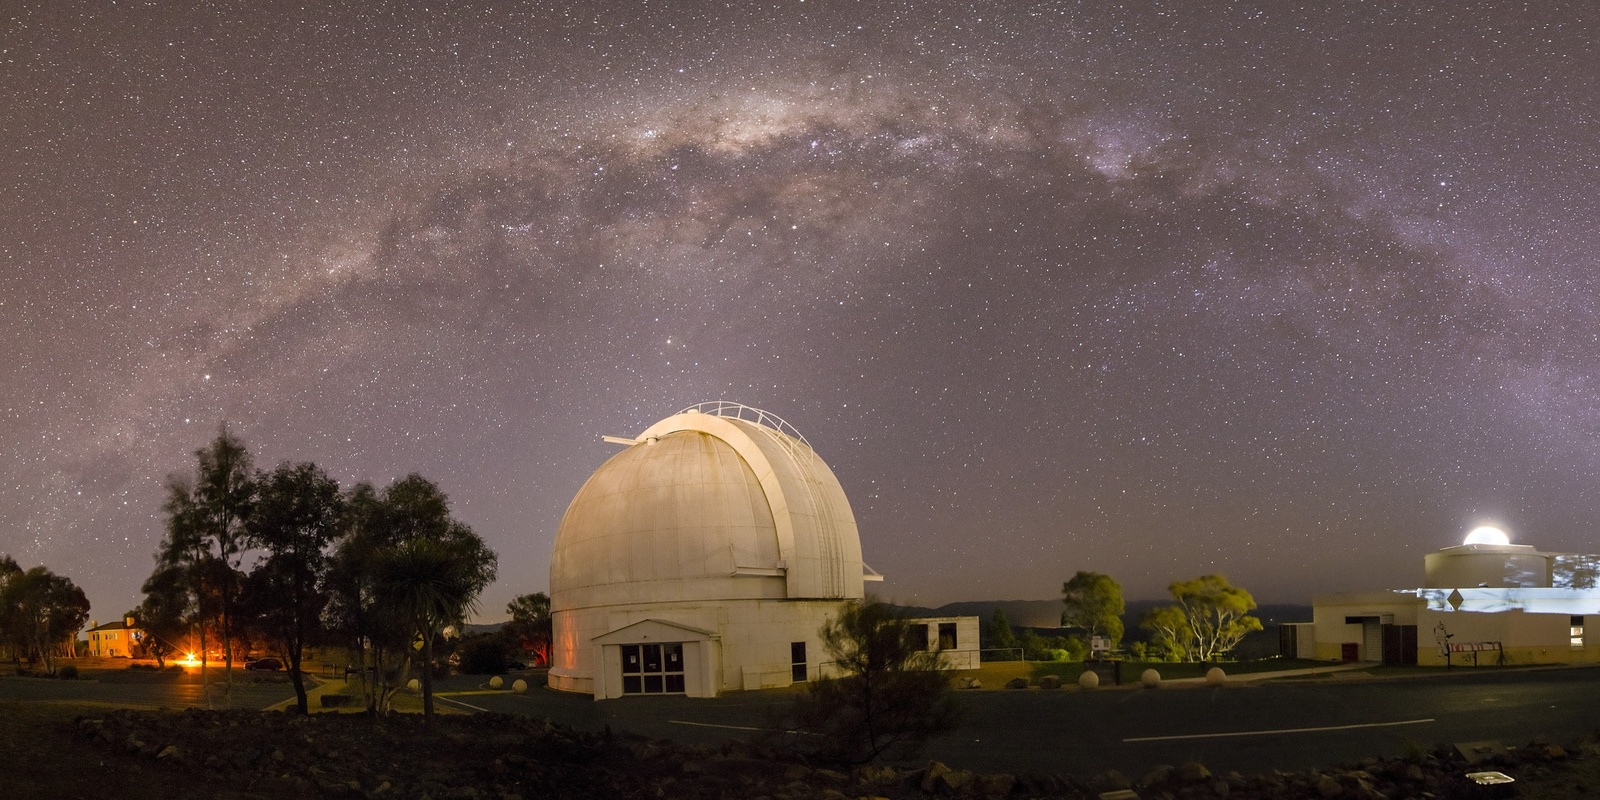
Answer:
[437, 666, 1600, 778]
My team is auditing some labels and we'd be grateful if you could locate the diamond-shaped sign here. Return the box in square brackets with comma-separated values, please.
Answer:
[1447, 588, 1465, 611]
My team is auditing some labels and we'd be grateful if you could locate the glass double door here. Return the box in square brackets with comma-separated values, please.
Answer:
[621, 642, 685, 694]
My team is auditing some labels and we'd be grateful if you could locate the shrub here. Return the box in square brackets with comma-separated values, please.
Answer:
[457, 636, 509, 675]
[57, 665, 79, 680]
[787, 599, 958, 764]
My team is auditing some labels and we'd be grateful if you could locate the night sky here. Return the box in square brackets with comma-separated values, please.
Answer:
[5, 2, 1598, 621]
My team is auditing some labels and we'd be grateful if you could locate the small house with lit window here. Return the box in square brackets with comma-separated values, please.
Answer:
[86, 617, 145, 658]
[549, 403, 977, 699]
[1283, 527, 1600, 666]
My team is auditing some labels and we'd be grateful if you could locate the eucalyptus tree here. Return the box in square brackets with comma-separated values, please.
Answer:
[0, 563, 90, 673]
[244, 461, 344, 713]
[1060, 570, 1126, 649]
[149, 427, 254, 702]
[504, 592, 552, 666]
[137, 563, 191, 667]
[1168, 573, 1261, 662]
[329, 475, 497, 723]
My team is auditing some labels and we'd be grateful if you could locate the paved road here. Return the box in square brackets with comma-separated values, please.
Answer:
[438, 667, 1600, 778]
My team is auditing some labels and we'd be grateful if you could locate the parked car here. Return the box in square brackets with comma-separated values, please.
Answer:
[244, 657, 283, 671]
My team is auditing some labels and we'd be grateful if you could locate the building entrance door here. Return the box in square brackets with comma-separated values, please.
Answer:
[1381, 624, 1418, 665]
[620, 643, 685, 695]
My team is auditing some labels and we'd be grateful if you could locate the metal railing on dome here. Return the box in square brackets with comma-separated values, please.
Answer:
[679, 401, 851, 596]
[677, 401, 811, 448]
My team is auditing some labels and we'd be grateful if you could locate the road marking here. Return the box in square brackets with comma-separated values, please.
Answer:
[1123, 718, 1435, 743]
[436, 695, 492, 712]
[669, 720, 772, 732]
[669, 720, 818, 736]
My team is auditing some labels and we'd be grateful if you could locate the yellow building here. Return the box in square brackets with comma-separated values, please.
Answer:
[1285, 527, 1600, 667]
[86, 617, 145, 658]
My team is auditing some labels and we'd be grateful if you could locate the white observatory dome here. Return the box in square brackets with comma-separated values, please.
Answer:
[1464, 526, 1511, 546]
[548, 403, 869, 697]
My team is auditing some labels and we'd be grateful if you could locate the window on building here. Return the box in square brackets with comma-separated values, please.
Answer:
[1572, 615, 1585, 648]
[938, 622, 958, 650]
[910, 623, 930, 652]
[790, 642, 807, 683]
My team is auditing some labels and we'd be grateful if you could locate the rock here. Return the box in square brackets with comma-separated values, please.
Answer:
[1140, 668, 1161, 688]
[1176, 761, 1211, 782]
[1090, 770, 1131, 792]
[1210, 779, 1230, 796]
[784, 764, 812, 781]
[858, 765, 896, 784]
[940, 769, 976, 793]
[511, 679, 528, 694]
[1038, 675, 1062, 690]
[777, 779, 812, 797]
[1138, 764, 1173, 787]
[817, 791, 849, 800]
[976, 772, 1015, 798]
[488, 676, 504, 689]
[1545, 744, 1568, 759]
[407, 678, 420, 691]
[1077, 670, 1099, 689]
[921, 762, 953, 793]
[963, 678, 983, 689]
[156, 744, 182, 761]
[1313, 774, 1342, 798]
[1205, 666, 1226, 686]
[1005, 677, 1029, 690]
[814, 768, 849, 784]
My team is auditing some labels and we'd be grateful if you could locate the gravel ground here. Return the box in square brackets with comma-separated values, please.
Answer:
[1, 699, 1595, 799]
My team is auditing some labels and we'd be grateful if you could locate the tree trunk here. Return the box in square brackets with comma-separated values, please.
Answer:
[421, 632, 435, 727]
[287, 640, 308, 715]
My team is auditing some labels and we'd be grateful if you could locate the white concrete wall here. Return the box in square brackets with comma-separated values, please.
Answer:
[1425, 548, 1552, 589]
[1309, 592, 1422, 660]
[553, 598, 841, 696]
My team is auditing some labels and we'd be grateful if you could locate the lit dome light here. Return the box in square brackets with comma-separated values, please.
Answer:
[1464, 526, 1510, 546]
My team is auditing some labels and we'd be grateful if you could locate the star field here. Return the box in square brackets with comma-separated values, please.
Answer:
[3, 2, 1598, 618]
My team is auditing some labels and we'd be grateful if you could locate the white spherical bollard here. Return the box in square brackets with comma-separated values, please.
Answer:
[489, 675, 504, 689]
[512, 678, 528, 694]
[1077, 669, 1100, 689]
[1205, 666, 1226, 686]
[406, 678, 420, 691]
[1140, 668, 1161, 688]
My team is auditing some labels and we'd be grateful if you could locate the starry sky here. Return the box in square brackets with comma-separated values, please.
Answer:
[4, 1, 1598, 621]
